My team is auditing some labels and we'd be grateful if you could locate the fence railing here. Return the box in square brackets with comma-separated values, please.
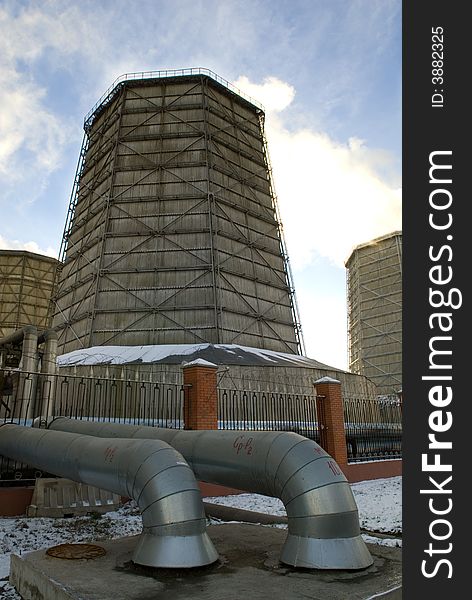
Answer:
[218, 388, 320, 441]
[1, 369, 184, 480]
[218, 388, 401, 463]
[343, 395, 402, 462]
[1, 367, 402, 480]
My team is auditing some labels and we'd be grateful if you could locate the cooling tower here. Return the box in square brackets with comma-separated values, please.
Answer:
[0, 250, 59, 338]
[52, 69, 303, 355]
[346, 231, 402, 394]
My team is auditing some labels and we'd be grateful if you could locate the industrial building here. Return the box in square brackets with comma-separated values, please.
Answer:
[51, 69, 303, 357]
[346, 231, 402, 394]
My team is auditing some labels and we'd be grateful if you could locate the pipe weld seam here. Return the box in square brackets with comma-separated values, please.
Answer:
[287, 510, 360, 539]
[278, 454, 330, 499]
[130, 446, 178, 497]
[135, 463, 196, 505]
[145, 518, 208, 536]
[284, 480, 354, 508]
[141, 487, 203, 518]
[271, 437, 310, 488]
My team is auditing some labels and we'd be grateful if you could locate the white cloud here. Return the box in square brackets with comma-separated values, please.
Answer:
[0, 76, 68, 177]
[0, 234, 57, 258]
[0, 4, 76, 189]
[235, 76, 401, 269]
[296, 290, 348, 369]
[234, 76, 295, 113]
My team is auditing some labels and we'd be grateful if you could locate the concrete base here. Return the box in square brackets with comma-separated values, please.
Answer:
[10, 524, 401, 600]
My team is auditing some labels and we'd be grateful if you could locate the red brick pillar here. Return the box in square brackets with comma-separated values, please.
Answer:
[182, 360, 218, 430]
[314, 377, 348, 468]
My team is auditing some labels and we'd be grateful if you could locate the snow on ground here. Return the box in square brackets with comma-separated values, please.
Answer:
[204, 476, 402, 549]
[0, 477, 401, 598]
[0, 504, 142, 599]
[204, 476, 402, 536]
[351, 476, 402, 535]
[205, 492, 287, 516]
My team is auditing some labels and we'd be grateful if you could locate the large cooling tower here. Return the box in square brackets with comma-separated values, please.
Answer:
[52, 69, 303, 355]
[346, 231, 402, 394]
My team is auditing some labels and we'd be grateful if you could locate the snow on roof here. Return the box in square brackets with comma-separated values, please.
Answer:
[56, 343, 344, 371]
[182, 358, 218, 368]
[314, 376, 341, 384]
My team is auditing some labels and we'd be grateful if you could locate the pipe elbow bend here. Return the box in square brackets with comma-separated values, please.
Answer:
[124, 440, 218, 568]
[267, 433, 373, 570]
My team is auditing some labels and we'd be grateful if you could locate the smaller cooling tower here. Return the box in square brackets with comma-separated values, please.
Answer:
[0, 250, 59, 338]
[346, 231, 402, 395]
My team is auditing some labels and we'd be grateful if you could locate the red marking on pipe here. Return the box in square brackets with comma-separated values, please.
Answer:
[233, 435, 254, 456]
[104, 446, 117, 463]
[327, 460, 341, 476]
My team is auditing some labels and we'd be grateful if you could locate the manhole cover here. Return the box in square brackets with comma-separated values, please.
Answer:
[46, 543, 106, 560]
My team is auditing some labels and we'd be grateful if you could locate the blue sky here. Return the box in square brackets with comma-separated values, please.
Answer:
[0, 0, 401, 369]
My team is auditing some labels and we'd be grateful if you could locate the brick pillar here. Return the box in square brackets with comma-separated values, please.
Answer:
[182, 359, 218, 430]
[314, 377, 348, 468]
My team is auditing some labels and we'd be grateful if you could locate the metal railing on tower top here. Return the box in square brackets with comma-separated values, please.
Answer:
[84, 67, 264, 131]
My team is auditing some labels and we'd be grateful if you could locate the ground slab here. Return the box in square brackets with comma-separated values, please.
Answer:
[10, 524, 401, 600]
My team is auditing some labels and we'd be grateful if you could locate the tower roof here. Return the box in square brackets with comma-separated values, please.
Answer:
[84, 68, 264, 132]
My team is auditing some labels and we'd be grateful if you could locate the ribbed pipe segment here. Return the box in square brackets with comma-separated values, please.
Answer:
[0, 424, 218, 568]
[45, 418, 373, 570]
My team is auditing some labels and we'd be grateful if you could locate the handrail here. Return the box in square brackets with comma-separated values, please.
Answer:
[84, 68, 264, 131]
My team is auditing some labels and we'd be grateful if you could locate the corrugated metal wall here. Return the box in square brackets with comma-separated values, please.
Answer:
[346, 232, 402, 394]
[53, 74, 301, 355]
[0, 250, 58, 337]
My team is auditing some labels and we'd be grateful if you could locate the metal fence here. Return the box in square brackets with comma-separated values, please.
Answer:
[218, 388, 320, 441]
[1, 368, 402, 480]
[218, 388, 402, 463]
[343, 395, 402, 462]
[1, 369, 184, 480]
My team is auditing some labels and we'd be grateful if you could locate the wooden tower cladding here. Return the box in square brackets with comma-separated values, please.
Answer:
[52, 71, 303, 355]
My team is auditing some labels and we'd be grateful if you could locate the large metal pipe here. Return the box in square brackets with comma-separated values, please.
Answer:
[0, 326, 38, 373]
[39, 330, 58, 375]
[0, 326, 37, 347]
[0, 424, 218, 568]
[45, 418, 373, 570]
[38, 330, 58, 418]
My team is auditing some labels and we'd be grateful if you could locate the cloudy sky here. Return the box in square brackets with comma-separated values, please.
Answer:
[0, 0, 401, 369]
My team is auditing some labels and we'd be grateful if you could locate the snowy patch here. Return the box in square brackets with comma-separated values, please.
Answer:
[204, 476, 402, 537]
[0, 501, 142, 594]
[351, 476, 402, 535]
[204, 493, 286, 516]
[182, 358, 217, 368]
[361, 534, 402, 548]
[56, 343, 338, 370]
[57, 344, 210, 366]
